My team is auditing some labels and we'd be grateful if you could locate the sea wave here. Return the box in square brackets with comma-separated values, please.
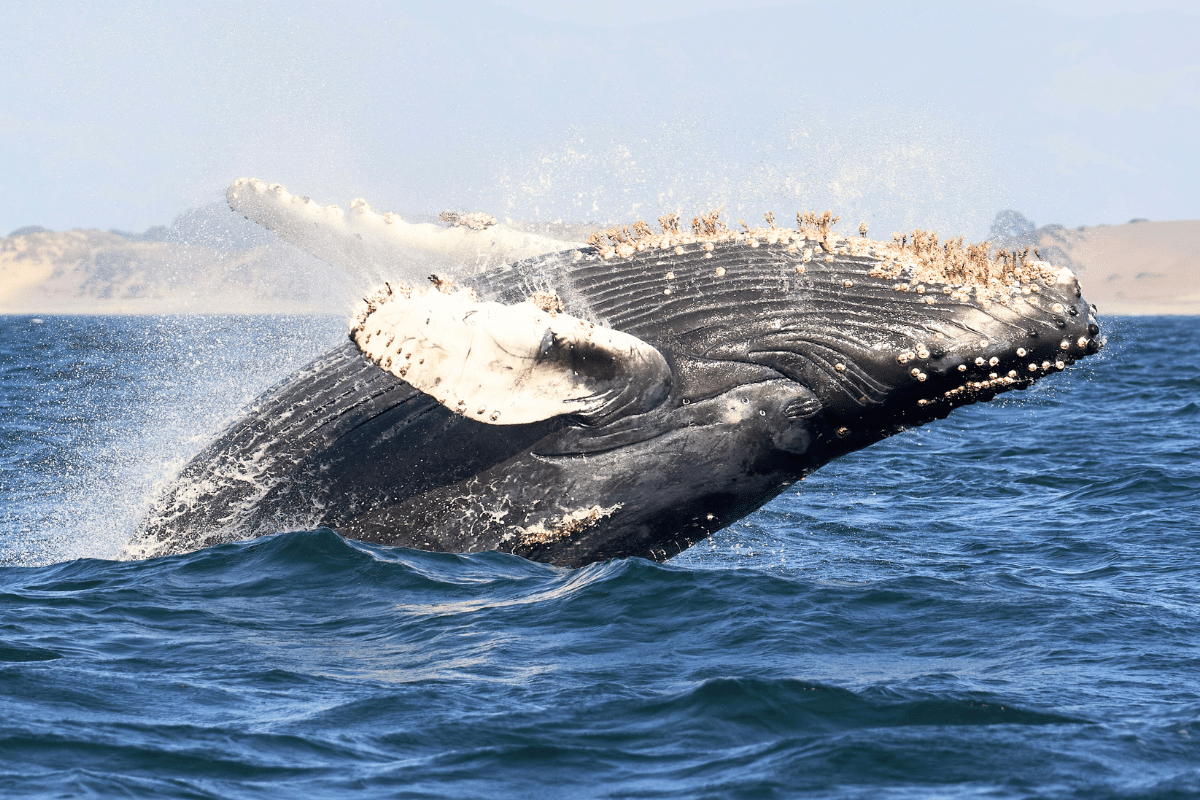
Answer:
[2, 316, 1199, 798]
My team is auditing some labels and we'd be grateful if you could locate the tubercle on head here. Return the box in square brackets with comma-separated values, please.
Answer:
[579, 208, 1080, 305]
[899, 324, 1100, 416]
[583, 208, 843, 261]
[581, 206, 1099, 423]
[868, 232, 1079, 304]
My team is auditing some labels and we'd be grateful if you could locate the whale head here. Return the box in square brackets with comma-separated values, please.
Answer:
[538, 226, 1103, 466]
[414, 222, 1108, 563]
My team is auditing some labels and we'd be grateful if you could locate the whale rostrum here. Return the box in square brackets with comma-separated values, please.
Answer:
[127, 179, 1105, 566]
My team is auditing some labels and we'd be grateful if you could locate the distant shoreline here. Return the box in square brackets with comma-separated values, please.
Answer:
[1, 310, 346, 317]
[2, 311, 1192, 320]
[0, 226, 359, 317]
[996, 218, 1200, 317]
[3, 217, 1197, 317]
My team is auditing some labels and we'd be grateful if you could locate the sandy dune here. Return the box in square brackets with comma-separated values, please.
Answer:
[1018, 220, 1200, 316]
[0, 229, 359, 315]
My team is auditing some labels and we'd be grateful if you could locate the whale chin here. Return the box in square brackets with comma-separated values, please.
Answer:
[128, 181, 1104, 566]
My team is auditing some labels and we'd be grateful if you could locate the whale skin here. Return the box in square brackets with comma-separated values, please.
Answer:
[128, 181, 1105, 566]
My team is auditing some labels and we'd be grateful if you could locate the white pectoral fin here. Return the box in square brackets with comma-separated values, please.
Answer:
[349, 286, 671, 425]
[226, 178, 581, 282]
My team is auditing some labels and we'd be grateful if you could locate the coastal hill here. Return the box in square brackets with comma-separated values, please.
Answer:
[994, 214, 1200, 316]
[2, 208, 1196, 316]
[0, 229, 359, 315]
[0, 204, 361, 315]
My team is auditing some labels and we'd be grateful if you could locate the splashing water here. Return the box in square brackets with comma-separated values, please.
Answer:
[484, 107, 1003, 240]
[0, 314, 345, 565]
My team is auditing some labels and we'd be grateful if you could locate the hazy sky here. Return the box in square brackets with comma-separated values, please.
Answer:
[2, 0, 1196, 239]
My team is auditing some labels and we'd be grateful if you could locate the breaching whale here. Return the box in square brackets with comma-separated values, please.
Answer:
[127, 179, 1104, 566]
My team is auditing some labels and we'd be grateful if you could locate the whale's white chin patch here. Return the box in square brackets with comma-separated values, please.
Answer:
[349, 281, 671, 426]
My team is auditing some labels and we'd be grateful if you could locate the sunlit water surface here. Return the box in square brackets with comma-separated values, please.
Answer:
[1, 315, 1197, 799]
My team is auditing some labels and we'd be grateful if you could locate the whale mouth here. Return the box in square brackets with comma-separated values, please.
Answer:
[879, 269, 1102, 425]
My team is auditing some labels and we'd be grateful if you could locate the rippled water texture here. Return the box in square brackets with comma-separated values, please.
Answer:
[1, 315, 1198, 799]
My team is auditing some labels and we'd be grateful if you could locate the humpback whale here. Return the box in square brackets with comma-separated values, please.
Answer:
[128, 180, 1104, 566]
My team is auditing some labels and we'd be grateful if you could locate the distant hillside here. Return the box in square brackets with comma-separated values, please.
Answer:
[3, 206, 1196, 315]
[0, 205, 361, 315]
[992, 213, 1200, 316]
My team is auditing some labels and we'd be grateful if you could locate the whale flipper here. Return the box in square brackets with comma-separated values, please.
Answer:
[349, 283, 672, 425]
[226, 178, 582, 283]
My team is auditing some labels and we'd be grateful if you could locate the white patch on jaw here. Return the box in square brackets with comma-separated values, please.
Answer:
[517, 504, 623, 546]
[722, 398, 755, 425]
[226, 177, 580, 283]
[351, 285, 667, 425]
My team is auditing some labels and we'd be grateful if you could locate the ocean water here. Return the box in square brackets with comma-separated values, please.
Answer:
[1, 314, 1197, 799]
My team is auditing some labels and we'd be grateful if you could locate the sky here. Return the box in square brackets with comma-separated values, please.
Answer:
[2, 0, 1197, 240]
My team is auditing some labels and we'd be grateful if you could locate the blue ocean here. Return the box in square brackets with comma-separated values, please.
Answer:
[1, 313, 1197, 799]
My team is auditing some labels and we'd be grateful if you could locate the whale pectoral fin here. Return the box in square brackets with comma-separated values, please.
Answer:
[226, 177, 581, 281]
[350, 285, 672, 425]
